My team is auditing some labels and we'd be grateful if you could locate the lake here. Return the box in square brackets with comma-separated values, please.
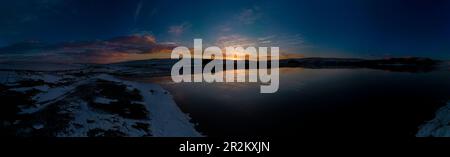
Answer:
[138, 68, 450, 137]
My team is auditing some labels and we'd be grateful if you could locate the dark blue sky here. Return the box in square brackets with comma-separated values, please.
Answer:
[0, 0, 449, 59]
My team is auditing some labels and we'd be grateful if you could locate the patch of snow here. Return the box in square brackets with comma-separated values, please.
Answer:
[57, 101, 151, 137]
[34, 85, 50, 91]
[0, 71, 22, 85]
[33, 123, 44, 130]
[37, 74, 62, 83]
[33, 85, 75, 102]
[0, 62, 85, 71]
[11, 85, 49, 93]
[94, 97, 117, 104]
[97, 74, 202, 137]
[417, 102, 450, 137]
[19, 77, 89, 114]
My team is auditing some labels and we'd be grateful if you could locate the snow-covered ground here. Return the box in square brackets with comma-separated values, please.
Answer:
[0, 61, 85, 71]
[96, 74, 201, 137]
[0, 62, 201, 137]
[417, 102, 450, 137]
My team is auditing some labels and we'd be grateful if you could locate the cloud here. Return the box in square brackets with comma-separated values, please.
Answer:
[149, 8, 158, 17]
[134, 0, 144, 23]
[219, 25, 232, 32]
[0, 35, 178, 64]
[216, 34, 305, 49]
[214, 34, 308, 59]
[237, 6, 262, 25]
[216, 34, 257, 48]
[258, 34, 305, 47]
[257, 35, 276, 41]
[168, 23, 191, 36]
[257, 35, 276, 45]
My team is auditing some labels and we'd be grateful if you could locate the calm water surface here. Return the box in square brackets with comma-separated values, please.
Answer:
[137, 68, 450, 137]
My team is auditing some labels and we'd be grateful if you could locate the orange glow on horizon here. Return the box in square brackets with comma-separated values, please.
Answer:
[93, 48, 304, 64]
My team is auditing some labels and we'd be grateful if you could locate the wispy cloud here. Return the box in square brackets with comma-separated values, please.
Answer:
[214, 33, 308, 59]
[216, 34, 306, 48]
[216, 34, 257, 48]
[168, 22, 191, 36]
[0, 35, 178, 64]
[257, 35, 276, 45]
[134, 0, 143, 23]
[149, 8, 158, 17]
[219, 25, 232, 32]
[257, 35, 276, 41]
[236, 6, 262, 25]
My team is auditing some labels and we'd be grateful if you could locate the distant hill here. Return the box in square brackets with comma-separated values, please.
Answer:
[282, 57, 439, 72]
[110, 57, 440, 76]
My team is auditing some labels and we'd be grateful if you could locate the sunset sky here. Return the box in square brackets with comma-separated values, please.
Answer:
[0, 0, 449, 63]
